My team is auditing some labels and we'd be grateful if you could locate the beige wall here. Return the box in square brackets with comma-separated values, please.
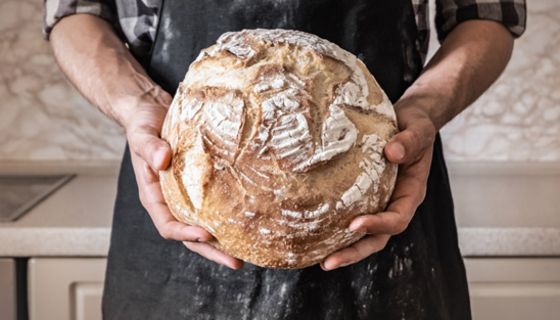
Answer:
[0, 0, 557, 162]
[438, 0, 560, 161]
[0, 0, 124, 161]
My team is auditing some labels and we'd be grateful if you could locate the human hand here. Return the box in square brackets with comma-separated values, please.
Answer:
[320, 98, 437, 271]
[122, 87, 243, 270]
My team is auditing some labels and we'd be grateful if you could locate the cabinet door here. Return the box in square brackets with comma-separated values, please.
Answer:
[465, 258, 560, 320]
[0, 259, 17, 320]
[28, 258, 106, 320]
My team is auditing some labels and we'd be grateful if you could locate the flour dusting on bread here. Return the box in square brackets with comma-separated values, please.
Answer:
[160, 29, 398, 268]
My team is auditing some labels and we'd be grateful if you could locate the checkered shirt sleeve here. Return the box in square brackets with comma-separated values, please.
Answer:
[43, 0, 117, 38]
[435, 0, 527, 41]
[43, 0, 160, 61]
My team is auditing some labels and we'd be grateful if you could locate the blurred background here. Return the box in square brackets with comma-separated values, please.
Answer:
[0, 0, 559, 319]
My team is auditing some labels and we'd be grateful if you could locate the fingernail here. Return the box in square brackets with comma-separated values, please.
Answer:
[392, 143, 405, 160]
[229, 262, 242, 270]
[348, 221, 362, 232]
[322, 261, 335, 271]
[154, 147, 170, 170]
[196, 235, 210, 242]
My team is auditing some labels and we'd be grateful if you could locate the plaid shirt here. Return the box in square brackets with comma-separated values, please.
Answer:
[44, 0, 526, 63]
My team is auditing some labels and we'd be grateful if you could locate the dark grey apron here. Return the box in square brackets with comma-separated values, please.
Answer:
[102, 0, 471, 319]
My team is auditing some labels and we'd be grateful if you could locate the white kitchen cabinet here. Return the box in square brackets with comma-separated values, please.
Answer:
[0, 258, 17, 320]
[465, 258, 560, 320]
[28, 258, 106, 320]
[26, 257, 560, 319]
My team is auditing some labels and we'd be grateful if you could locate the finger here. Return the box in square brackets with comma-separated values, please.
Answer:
[385, 128, 432, 164]
[140, 181, 213, 242]
[130, 151, 160, 185]
[131, 154, 213, 242]
[349, 175, 424, 235]
[183, 241, 244, 270]
[384, 108, 436, 164]
[128, 130, 172, 171]
[142, 194, 213, 242]
[321, 234, 391, 271]
[142, 161, 159, 184]
[349, 150, 433, 235]
[146, 201, 213, 242]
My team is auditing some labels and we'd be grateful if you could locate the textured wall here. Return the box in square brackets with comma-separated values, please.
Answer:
[439, 0, 560, 161]
[0, 0, 557, 162]
[0, 0, 125, 161]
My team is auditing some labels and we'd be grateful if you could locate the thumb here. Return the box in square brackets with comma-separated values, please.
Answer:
[384, 121, 435, 164]
[128, 128, 172, 171]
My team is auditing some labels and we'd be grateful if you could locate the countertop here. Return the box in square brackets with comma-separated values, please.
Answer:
[0, 162, 118, 257]
[1, 161, 559, 257]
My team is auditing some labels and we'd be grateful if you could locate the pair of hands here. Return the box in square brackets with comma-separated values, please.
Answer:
[125, 89, 436, 271]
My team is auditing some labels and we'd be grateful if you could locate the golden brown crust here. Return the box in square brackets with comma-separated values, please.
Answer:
[160, 29, 398, 268]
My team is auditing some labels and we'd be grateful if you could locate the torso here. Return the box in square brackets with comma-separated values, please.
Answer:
[102, 1, 471, 319]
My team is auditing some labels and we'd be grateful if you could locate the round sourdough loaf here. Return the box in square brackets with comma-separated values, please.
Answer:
[160, 29, 398, 269]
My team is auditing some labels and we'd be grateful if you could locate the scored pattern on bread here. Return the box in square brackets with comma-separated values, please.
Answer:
[336, 134, 389, 211]
[160, 29, 398, 268]
[253, 71, 315, 171]
[182, 89, 245, 163]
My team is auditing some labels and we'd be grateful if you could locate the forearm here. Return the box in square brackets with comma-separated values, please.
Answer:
[326, 20, 516, 270]
[50, 14, 164, 127]
[400, 20, 514, 130]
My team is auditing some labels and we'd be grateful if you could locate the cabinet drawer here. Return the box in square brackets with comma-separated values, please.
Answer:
[465, 258, 560, 320]
[28, 258, 106, 320]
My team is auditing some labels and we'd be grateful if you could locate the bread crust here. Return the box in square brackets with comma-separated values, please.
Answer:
[160, 29, 398, 268]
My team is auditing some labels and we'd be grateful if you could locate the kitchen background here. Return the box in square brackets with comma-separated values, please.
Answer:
[1, 0, 558, 162]
[1, 0, 559, 320]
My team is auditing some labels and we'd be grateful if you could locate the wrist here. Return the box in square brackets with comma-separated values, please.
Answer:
[109, 83, 171, 129]
[396, 82, 458, 131]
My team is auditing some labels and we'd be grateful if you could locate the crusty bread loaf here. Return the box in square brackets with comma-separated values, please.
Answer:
[160, 29, 398, 269]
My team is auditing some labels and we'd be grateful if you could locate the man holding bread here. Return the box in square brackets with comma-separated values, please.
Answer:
[45, 0, 525, 319]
